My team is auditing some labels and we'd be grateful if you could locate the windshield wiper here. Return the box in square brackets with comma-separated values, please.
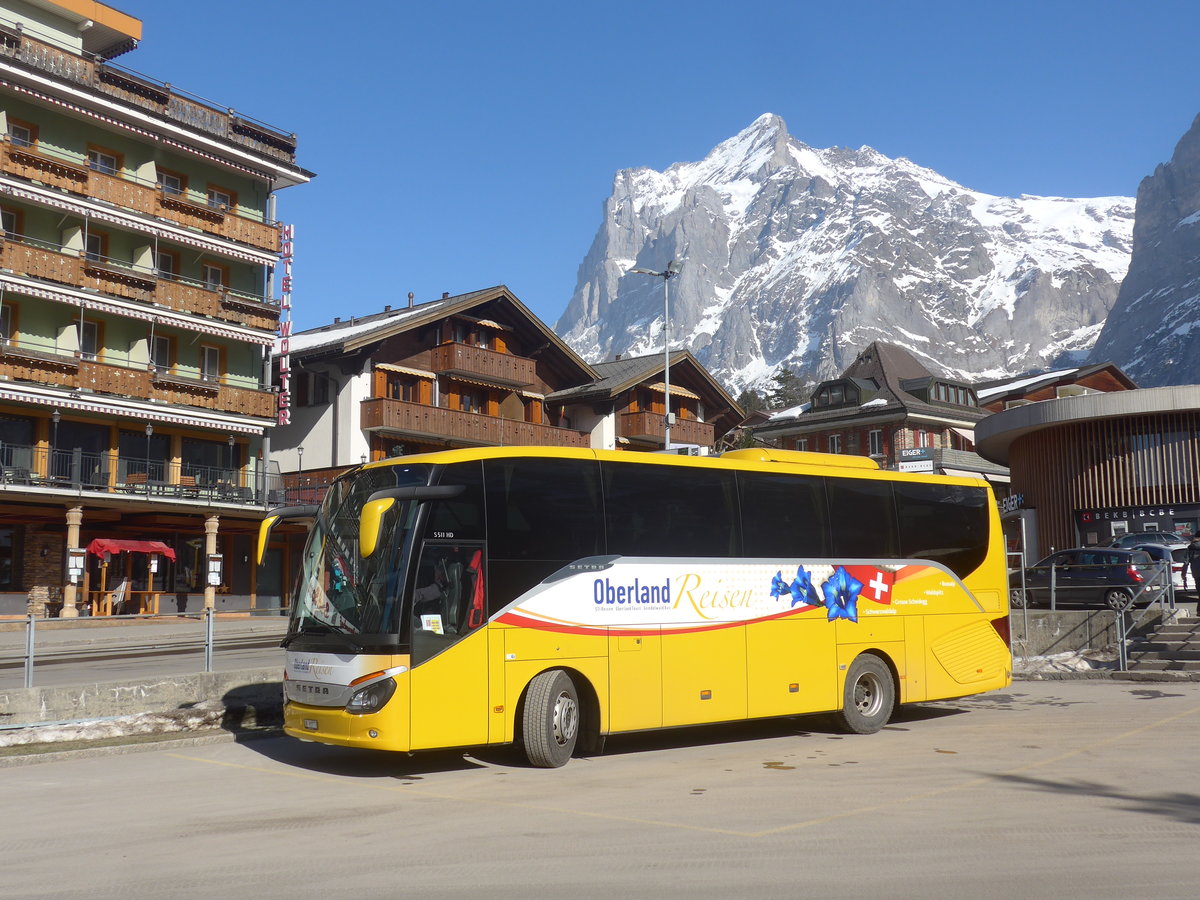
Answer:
[281, 624, 361, 651]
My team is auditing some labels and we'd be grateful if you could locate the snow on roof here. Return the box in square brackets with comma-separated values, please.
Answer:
[767, 401, 811, 421]
[976, 367, 1079, 400]
[276, 303, 437, 356]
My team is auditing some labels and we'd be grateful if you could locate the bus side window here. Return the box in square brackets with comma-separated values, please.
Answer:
[483, 458, 603, 561]
[895, 481, 989, 577]
[602, 462, 740, 558]
[826, 477, 900, 559]
[739, 471, 830, 558]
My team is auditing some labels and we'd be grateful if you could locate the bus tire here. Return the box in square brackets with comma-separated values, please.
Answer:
[522, 670, 580, 768]
[838, 654, 895, 735]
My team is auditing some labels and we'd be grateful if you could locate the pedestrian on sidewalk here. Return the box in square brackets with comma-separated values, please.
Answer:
[1187, 534, 1200, 598]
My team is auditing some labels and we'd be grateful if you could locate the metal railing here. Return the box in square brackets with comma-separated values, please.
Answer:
[0, 441, 292, 506]
[4, 607, 288, 690]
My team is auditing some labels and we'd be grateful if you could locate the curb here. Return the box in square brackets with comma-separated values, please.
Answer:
[0, 726, 282, 768]
[1015, 670, 1200, 682]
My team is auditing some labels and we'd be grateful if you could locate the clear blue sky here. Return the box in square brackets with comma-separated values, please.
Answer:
[120, 0, 1199, 333]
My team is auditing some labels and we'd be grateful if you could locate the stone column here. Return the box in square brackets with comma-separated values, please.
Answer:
[59, 505, 84, 618]
[203, 514, 220, 611]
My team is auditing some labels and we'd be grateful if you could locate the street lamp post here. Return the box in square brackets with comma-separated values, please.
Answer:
[629, 260, 682, 449]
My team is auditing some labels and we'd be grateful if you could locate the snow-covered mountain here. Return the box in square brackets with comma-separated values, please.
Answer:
[556, 114, 1135, 394]
[1089, 113, 1200, 386]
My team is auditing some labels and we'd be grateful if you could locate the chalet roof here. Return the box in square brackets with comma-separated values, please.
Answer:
[974, 361, 1137, 402]
[277, 286, 596, 383]
[546, 351, 744, 435]
[758, 341, 987, 435]
[546, 351, 739, 408]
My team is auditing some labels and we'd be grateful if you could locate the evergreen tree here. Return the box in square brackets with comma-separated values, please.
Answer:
[767, 368, 810, 409]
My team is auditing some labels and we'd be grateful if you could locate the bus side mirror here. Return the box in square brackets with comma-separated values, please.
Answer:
[359, 498, 395, 558]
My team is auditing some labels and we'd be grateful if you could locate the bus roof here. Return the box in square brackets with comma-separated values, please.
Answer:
[357, 445, 990, 487]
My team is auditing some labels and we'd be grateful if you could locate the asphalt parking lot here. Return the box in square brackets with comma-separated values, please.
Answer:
[4, 679, 1200, 899]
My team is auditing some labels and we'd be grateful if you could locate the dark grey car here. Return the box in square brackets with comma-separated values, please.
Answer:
[1010, 548, 1158, 611]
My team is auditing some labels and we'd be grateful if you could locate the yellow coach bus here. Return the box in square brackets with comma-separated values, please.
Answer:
[260, 446, 1011, 767]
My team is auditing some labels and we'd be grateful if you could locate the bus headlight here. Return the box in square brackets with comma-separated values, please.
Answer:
[345, 678, 397, 714]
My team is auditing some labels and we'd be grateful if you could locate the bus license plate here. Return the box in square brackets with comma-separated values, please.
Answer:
[303, 719, 318, 731]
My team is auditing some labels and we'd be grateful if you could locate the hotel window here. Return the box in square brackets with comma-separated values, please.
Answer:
[80, 320, 100, 360]
[206, 186, 234, 211]
[828, 434, 842, 454]
[86, 147, 120, 175]
[1, 207, 19, 238]
[150, 334, 172, 371]
[914, 429, 927, 448]
[7, 121, 34, 147]
[0, 304, 12, 344]
[84, 232, 107, 262]
[795, 438, 808, 452]
[868, 429, 883, 456]
[200, 345, 221, 382]
[156, 250, 178, 280]
[157, 169, 185, 197]
[202, 263, 226, 291]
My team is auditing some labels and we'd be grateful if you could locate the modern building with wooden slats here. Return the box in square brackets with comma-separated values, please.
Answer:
[975, 385, 1200, 559]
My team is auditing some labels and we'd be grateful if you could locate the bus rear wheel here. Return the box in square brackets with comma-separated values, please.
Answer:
[838, 654, 895, 734]
[522, 670, 580, 768]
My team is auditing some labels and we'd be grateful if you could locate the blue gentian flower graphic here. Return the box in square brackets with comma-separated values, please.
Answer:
[771, 570, 788, 600]
[789, 566, 822, 608]
[822, 566, 863, 622]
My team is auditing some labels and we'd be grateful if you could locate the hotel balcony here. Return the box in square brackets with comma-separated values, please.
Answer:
[0, 344, 275, 418]
[0, 443, 281, 509]
[0, 28, 297, 167]
[618, 411, 715, 447]
[361, 398, 589, 448]
[429, 342, 537, 388]
[0, 138, 282, 253]
[0, 238, 278, 333]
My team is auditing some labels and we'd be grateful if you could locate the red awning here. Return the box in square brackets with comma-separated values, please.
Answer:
[86, 539, 177, 561]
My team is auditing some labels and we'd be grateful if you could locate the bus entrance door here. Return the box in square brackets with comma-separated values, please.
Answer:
[408, 544, 489, 750]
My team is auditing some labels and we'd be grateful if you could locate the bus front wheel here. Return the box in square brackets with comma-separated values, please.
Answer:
[522, 670, 580, 768]
[838, 655, 895, 734]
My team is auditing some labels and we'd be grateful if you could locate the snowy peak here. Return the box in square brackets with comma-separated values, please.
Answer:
[557, 115, 1136, 394]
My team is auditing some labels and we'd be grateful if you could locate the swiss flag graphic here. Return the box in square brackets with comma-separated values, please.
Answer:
[844, 566, 894, 605]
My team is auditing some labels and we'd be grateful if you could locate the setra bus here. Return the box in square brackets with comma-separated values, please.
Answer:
[260, 446, 1011, 767]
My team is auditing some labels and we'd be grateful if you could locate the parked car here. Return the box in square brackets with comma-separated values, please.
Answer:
[1009, 548, 1160, 611]
[1128, 543, 1194, 595]
[1102, 531, 1188, 549]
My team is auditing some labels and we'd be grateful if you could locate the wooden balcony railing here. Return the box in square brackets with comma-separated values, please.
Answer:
[618, 411, 715, 447]
[361, 398, 590, 448]
[0, 140, 282, 252]
[0, 352, 274, 417]
[0, 240, 278, 332]
[429, 342, 537, 387]
[0, 31, 297, 165]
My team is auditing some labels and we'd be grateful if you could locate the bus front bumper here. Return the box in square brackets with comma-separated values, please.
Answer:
[284, 698, 409, 752]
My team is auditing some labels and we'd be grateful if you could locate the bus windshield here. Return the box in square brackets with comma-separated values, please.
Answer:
[286, 463, 432, 648]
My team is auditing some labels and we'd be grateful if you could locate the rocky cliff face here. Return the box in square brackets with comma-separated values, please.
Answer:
[1089, 114, 1200, 386]
[556, 114, 1135, 393]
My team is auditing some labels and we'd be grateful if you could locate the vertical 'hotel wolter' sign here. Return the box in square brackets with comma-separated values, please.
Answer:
[277, 224, 295, 425]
